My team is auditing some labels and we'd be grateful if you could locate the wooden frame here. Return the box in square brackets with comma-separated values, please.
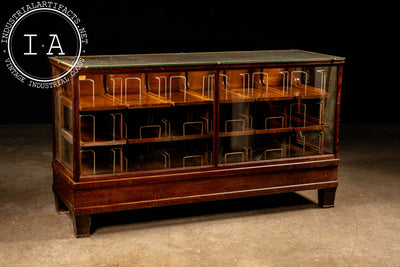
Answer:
[50, 50, 344, 237]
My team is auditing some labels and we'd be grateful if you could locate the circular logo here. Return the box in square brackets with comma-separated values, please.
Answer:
[2, 3, 88, 87]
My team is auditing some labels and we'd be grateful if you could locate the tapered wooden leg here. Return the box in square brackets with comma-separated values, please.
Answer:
[73, 214, 92, 238]
[318, 187, 337, 208]
[54, 193, 70, 214]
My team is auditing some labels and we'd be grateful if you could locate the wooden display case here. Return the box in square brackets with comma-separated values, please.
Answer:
[50, 50, 345, 237]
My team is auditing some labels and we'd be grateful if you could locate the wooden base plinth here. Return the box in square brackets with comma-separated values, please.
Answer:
[53, 158, 338, 237]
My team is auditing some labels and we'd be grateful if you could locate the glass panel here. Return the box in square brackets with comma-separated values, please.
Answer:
[218, 68, 255, 164]
[54, 67, 73, 171]
[79, 73, 127, 176]
[79, 70, 214, 176]
[219, 66, 337, 164]
[122, 70, 214, 172]
[74, 65, 337, 176]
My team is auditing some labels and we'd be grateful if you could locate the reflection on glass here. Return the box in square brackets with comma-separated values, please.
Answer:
[219, 66, 337, 164]
[53, 64, 337, 176]
[54, 67, 73, 171]
[77, 71, 214, 175]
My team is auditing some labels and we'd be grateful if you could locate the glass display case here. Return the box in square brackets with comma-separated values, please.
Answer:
[50, 50, 344, 237]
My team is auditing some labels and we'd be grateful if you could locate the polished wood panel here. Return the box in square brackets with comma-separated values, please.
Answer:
[53, 158, 338, 215]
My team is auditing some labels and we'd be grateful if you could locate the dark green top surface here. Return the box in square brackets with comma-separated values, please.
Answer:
[49, 49, 345, 68]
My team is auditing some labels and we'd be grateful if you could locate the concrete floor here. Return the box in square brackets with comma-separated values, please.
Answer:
[0, 123, 399, 266]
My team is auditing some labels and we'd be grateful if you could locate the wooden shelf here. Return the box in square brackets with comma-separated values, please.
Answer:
[255, 124, 329, 135]
[253, 87, 293, 101]
[255, 127, 293, 135]
[81, 139, 126, 147]
[127, 133, 213, 144]
[181, 90, 214, 103]
[128, 136, 172, 144]
[112, 93, 171, 109]
[171, 91, 212, 106]
[220, 130, 255, 137]
[219, 89, 253, 103]
[149, 90, 213, 106]
[80, 128, 126, 147]
[219, 124, 328, 137]
[79, 95, 126, 111]
[172, 133, 213, 141]
[294, 124, 329, 132]
[291, 84, 328, 99]
[75, 85, 327, 111]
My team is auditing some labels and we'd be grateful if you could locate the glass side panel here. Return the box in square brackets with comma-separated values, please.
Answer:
[49, 50, 345, 68]
[219, 66, 337, 165]
[79, 70, 214, 176]
[53, 67, 73, 171]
